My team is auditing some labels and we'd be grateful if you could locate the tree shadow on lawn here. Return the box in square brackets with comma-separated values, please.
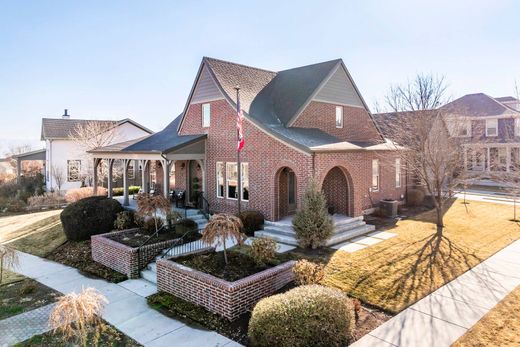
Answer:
[324, 199, 487, 313]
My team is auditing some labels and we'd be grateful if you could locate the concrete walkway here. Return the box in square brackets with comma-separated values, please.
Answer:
[5, 251, 241, 347]
[352, 239, 520, 347]
[0, 303, 56, 347]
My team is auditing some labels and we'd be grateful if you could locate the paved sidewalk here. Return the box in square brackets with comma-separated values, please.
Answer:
[352, 239, 520, 347]
[6, 251, 241, 347]
[0, 303, 56, 347]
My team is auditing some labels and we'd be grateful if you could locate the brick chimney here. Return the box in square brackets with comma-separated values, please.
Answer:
[62, 109, 70, 119]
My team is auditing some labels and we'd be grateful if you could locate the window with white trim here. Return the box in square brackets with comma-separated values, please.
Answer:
[486, 119, 498, 137]
[128, 161, 135, 179]
[395, 158, 401, 188]
[216, 162, 224, 198]
[202, 103, 211, 127]
[67, 160, 81, 182]
[515, 118, 520, 137]
[458, 120, 471, 137]
[226, 163, 238, 199]
[241, 163, 249, 201]
[372, 159, 379, 191]
[335, 106, 343, 128]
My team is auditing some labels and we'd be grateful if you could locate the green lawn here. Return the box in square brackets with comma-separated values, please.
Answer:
[322, 199, 520, 313]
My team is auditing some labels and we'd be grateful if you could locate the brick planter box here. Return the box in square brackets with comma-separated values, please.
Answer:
[156, 250, 296, 320]
[91, 228, 180, 279]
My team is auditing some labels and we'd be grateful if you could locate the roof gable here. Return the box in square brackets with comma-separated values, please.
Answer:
[313, 64, 364, 108]
[442, 93, 518, 117]
[190, 64, 225, 104]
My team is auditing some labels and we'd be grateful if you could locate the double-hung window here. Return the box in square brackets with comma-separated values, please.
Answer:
[515, 118, 520, 137]
[372, 159, 379, 191]
[241, 163, 249, 201]
[335, 106, 343, 128]
[395, 158, 401, 188]
[202, 103, 211, 127]
[486, 119, 498, 137]
[127, 161, 135, 179]
[216, 162, 224, 198]
[67, 160, 81, 182]
[226, 163, 238, 199]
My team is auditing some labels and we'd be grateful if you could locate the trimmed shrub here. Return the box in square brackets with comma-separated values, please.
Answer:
[60, 196, 123, 241]
[166, 210, 182, 231]
[250, 237, 278, 266]
[0, 197, 27, 213]
[292, 180, 333, 249]
[239, 210, 265, 236]
[248, 285, 355, 347]
[112, 186, 140, 196]
[65, 187, 108, 203]
[292, 259, 325, 285]
[113, 211, 136, 230]
[175, 218, 198, 235]
[407, 188, 425, 206]
[142, 217, 164, 233]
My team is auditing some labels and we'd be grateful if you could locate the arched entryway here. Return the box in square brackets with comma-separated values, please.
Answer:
[274, 167, 297, 220]
[322, 166, 352, 216]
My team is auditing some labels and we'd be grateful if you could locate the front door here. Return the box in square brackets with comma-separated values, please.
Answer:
[287, 170, 296, 213]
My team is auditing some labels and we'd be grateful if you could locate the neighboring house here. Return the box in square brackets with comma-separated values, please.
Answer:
[91, 57, 405, 221]
[441, 93, 520, 179]
[41, 110, 153, 191]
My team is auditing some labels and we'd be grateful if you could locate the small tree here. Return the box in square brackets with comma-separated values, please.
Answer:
[49, 288, 108, 347]
[0, 244, 18, 284]
[292, 179, 333, 249]
[51, 165, 65, 193]
[202, 213, 245, 265]
[136, 193, 171, 234]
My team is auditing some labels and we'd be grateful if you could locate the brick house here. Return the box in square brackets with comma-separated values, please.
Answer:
[440, 93, 520, 180]
[91, 57, 406, 221]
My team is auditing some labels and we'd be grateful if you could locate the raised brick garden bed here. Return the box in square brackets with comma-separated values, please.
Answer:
[156, 249, 296, 320]
[92, 228, 180, 279]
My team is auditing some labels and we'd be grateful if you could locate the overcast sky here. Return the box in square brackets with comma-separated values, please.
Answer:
[1, 0, 519, 153]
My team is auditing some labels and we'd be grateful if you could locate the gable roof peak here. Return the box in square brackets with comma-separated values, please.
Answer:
[203, 56, 276, 74]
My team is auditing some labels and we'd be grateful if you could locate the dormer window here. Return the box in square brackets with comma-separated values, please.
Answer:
[486, 119, 497, 137]
[202, 103, 211, 127]
[335, 106, 343, 128]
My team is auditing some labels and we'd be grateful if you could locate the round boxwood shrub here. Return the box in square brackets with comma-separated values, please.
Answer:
[239, 210, 265, 236]
[60, 196, 124, 241]
[248, 285, 355, 347]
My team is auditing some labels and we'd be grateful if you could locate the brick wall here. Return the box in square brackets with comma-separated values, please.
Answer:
[293, 101, 382, 144]
[174, 99, 405, 221]
[157, 252, 296, 320]
[91, 229, 180, 278]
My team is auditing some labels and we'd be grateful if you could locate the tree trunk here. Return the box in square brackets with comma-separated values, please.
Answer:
[223, 239, 228, 265]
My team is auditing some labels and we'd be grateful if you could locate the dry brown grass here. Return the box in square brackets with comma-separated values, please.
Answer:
[322, 199, 520, 313]
[202, 213, 245, 264]
[49, 287, 108, 347]
[64, 187, 107, 203]
[453, 284, 520, 347]
[0, 244, 19, 284]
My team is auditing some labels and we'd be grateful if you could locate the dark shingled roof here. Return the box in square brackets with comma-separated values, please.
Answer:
[91, 115, 206, 154]
[495, 96, 518, 103]
[441, 93, 517, 117]
[41, 118, 153, 140]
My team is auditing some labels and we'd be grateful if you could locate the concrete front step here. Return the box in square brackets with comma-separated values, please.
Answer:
[141, 269, 157, 284]
[325, 224, 376, 246]
[254, 230, 300, 246]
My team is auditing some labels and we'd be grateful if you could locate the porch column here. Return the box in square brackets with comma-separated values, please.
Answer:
[507, 147, 511, 172]
[16, 158, 22, 184]
[123, 159, 130, 206]
[141, 160, 149, 193]
[93, 158, 100, 195]
[487, 147, 491, 172]
[107, 159, 114, 198]
[162, 159, 171, 198]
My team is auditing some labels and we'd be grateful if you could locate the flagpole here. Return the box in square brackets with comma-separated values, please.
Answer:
[235, 86, 242, 216]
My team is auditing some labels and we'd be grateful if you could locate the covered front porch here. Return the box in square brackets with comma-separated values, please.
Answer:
[89, 126, 207, 208]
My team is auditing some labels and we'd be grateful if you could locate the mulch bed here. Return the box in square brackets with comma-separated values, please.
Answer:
[0, 279, 61, 320]
[47, 240, 128, 283]
[148, 286, 392, 346]
[107, 228, 201, 248]
[174, 246, 293, 282]
[17, 320, 142, 347]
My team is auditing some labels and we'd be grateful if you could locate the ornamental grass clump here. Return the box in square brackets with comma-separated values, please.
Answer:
[0, 244, 18, 284]
[292, 259, 325, 285]
[248, 285, 355, 347]
[292, 179, 333, 249]
[202, 213, 245, 264]
[49, 287, 108, 347]
[250, 237, 278, 266]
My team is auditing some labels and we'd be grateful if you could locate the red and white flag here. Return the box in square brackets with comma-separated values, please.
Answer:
[236, 95, 245, 151]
